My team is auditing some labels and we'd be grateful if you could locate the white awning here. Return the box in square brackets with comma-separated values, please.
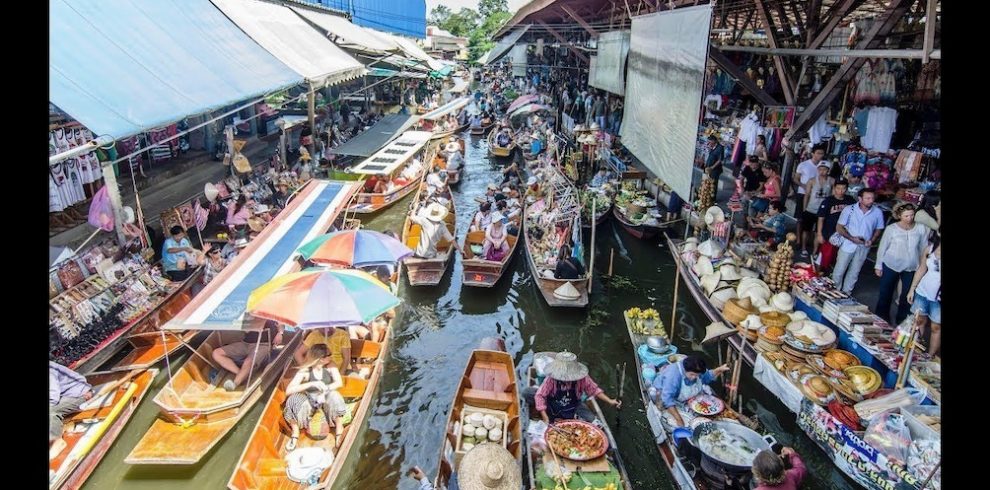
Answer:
[420, 97, 471, 121]
[482, 25, 531, 66]
[378, 31, 446, 72]
[448, 77, 470, 94]
[350, 131, 433, 176]
[211, 0, 366, 87]
[290, 6, 398, 55]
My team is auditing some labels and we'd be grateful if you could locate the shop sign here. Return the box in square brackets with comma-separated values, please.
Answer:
[797, 399, 923, 490]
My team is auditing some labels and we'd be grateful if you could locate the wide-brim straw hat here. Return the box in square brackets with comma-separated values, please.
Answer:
[788, 310, 808, 322]
[719, 264, 742, 281]
[552, 282, 581, 301]
[741, 314, 764, 331]
[458, 442, 523, 490]
[425, 202, 449, 222]
[760, 311, 791, 329]
[708, 285, 737, 310]
[700, 271, 722, 296]
[445, 142, 460, 153]
[248, 216, 266, 233]
[723, 296, 758, 326]
[698, 239, 723, 258]
[704, 206, 726, 226]
[702, 321, 737, 344]
[204, 182, 220, 203]
[693, 256, 714, 277]
[739, 268, 760, 279]
[544, 351, 588, 381]
[771, 292, 795, 312]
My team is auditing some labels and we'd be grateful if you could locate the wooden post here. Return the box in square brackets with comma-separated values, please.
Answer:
[588, 199, 597, 294]
[670, 250, 682, 340]
[307, 84, 317, 158]
[608, 248, 615, 276]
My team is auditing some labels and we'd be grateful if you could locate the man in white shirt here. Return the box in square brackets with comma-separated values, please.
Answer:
[793, 145, 826, 255]
[425, 167, 446, 196]
[832, 188, 885, 294]
[410, 203, 458, 259]
[401, 158, 423, 181]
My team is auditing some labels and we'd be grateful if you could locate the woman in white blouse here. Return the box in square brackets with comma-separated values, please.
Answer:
[873, 203, 929, 324]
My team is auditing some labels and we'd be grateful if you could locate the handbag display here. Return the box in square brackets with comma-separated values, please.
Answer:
[57, 259, 87, 289]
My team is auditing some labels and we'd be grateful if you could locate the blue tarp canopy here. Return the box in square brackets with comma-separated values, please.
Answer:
[50, 0, 302, 139]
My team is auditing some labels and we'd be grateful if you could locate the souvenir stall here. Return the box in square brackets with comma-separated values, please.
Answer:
[48, 238, 200, 374]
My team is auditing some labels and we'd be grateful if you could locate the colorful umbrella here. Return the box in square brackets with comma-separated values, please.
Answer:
[297, 230, 413, 268]
[509, 103, 550, 118]
[506, 94, 539, 114]
[247, 269, 400, 329]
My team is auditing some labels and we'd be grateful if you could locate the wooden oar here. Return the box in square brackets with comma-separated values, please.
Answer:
[545, 429, 571, 489]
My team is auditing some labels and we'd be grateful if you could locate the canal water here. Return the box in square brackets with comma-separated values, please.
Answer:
[82, 131, 855, 489]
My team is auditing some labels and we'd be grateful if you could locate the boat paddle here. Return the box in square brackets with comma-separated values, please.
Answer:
[615, 362, 626, 427]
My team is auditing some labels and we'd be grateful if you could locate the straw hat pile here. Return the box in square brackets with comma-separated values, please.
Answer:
[736, 278, 772, 308]
[697, 239, 724, 259]
[799, 374, 837, 406]
[759, 310, 791, 330]
[738, 314, 762, 342]
[722, 296, 758, 327]
[755, 325, 786, 353]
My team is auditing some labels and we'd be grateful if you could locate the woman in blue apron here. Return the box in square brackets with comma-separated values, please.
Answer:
[650, 355, 729, 427]
[529, 351, 621, 424]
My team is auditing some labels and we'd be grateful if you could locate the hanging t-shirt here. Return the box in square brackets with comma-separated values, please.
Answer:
[863, 107, 897, 152]
[49, 173, 64, 212]
[64, 159, 86, 205]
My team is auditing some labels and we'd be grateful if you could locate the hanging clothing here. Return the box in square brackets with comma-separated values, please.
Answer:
[738, 112, 762, 155]
[808, 113, 831, 146]
[863, 107, 898, 152]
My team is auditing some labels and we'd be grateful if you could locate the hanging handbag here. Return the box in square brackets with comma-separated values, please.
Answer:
[57, 259, 87, 289]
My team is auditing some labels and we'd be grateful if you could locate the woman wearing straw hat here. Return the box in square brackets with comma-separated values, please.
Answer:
[282, 344, 347, 451]
[530, 351, 621, 424]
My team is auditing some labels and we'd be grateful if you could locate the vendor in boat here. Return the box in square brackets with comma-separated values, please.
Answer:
[496, 128, 512, 147]
[296, 326, 353, 375]
[747, 200, 787, 245]
[445, 144, 464, 173]
[470, 113, 482, 129]
[752, 447, 807, 490]
[553, 245, 585, 280]
[483, 213, 510, 261]
[525, 176, 542, 200]
[282, 344, 347, 451]
[212, 320, 283, 391]
[401, 157, 425, 182]
[50, 361, 93, 454]
[500, 162, 521, 187]
[589, 167, 610, 188]
[162, 225, 199, 282]
[363, 175, 387, 194]
[425, 167, 447, 196]
[470, 202, 494, 233]
[479, 183, 498, 205]
[530, 351, 621, 423]
[273, 181, 292, 209]
[410, 202, 460, 259]
[650, 355, 730, 427]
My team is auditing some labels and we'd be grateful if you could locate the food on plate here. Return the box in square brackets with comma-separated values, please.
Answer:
[545, 421, 607, 461]
[688, 394, 725, 416]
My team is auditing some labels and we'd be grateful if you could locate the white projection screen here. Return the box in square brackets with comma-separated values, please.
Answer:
[590, 30, 630, 95]
[511, 44, 528, 77]
[620, 5, 713, 201]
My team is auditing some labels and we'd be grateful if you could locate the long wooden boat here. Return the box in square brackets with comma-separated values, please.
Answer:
[420, 97, 473, 140]
[613, 205, 668, 240]
[401, 157, 457, 286]
[228, 323, 391, 490]
[523, 365, 632, 490]
[623, 311, 704, 489]
[50, 368, 158, 489]
[487, 128, 516, 158]
[126, 179, 359, 465]
[125, 330, 301, 464]
[461, 205, 523, 288]
[430, 121, 470, 141]
[470, 121, 495, 136]
[67, 269, 202, 375]
[667, 236, 757, 367]
[581, 192, 612, 231]
[347, 130, 434, 215]
[434, 344, 522, 488]
[522, 169, 591, 307]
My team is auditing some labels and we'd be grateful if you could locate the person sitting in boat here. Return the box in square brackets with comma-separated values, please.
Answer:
[162, 225, 199, 282]
[295, 326, 353, 375]
[529, 351, 621, 423]
[496, 129, 512, 147]
[401, 157, 424, 181]
[212, 320, 283, 391]
[282, 344, 347, 451]
[483, 213, 510, 261]
[411, 202, 460, 259]
[589, 168, 610, 188]
[446, 146, 463, 173]
[525, 177, 542, 201]
[363, 175, 385, 194]
[553, 245, 585, 280]
[425, 167, 447, 196]
[752, 447, 806, 490]
[500, 163, 521, 187]
[470, 113, 482, 129]
[478, 183, 498, 205]
[470, 202, 494, 233]
[50, 361, 94, 456]
[650, 355, 730, 427]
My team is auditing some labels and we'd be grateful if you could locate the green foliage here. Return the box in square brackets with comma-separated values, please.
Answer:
[467, 6, 511, 64]
[428, 5, 451, 26]
[479, 0, 509, 18]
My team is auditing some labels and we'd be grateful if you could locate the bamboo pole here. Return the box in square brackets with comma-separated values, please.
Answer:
[588, 198, 597, 294]
[669, 251, 682, 340]
[608, 248, 615, 276]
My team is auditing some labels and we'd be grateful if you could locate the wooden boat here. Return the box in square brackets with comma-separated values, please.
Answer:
[228, 323, 391, 490]
[522, 168, 591, 308]
[487, 127, 516, 158]
[419, 97, 473, 140]
[623, 310, 704, 489]
[523, 365, 632, 490]
[347, 130, 434, 215]
[581, 192, 612, 231]
[401, 162, 458, 286]
[431, 121, 470, 141]
[613, 205, 668, 240]
[470, 120, 495, 136]
[434, 343, 522, 488]
[667, 236, 757, 367]
[125, 330, 301, 464]
[461, 204, 523, 288]
[50, 368, 158, 489]
[67, 269, 201, 375]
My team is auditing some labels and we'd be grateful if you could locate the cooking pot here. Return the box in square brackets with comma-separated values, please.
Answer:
[687, 420, 777, 473]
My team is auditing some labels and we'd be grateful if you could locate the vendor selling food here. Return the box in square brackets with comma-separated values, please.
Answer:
[650, 355, 730, 427]
[530, 351, 621, 424]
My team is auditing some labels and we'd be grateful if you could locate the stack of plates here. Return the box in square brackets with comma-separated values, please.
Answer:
[755, 326, 784, 353]
[780, 343, 809, 363]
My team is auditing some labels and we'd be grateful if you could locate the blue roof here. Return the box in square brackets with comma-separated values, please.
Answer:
[306, 0, 426, 38]
[50, 0, 302, 139]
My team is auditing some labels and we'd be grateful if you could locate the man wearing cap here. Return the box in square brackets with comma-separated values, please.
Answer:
[793, 146, 827, 254]
[845, 163, 866, 198]
[410, 203, 460, 259]
[832, 188, 885, 294]
[530, 352, 621, 423]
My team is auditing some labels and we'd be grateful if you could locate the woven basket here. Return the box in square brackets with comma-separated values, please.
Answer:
[722, 297, 758, 326]
[760, 311, 791, 329]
